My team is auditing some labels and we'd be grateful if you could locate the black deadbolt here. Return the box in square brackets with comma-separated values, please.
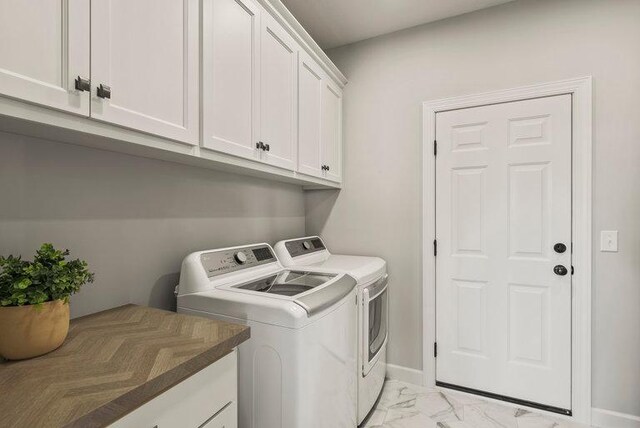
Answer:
[554, 243, 567, 253]
[553, 265, 568, 276]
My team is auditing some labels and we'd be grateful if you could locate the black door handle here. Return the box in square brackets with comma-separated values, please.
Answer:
[554, 243, 567, 253]
[553, 265, 568, 276]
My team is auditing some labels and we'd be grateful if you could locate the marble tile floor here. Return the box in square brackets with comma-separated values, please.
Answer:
[362, 380, 592, 428]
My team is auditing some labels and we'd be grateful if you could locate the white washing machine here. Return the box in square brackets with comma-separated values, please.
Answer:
[176, 243, 358, 428]
[274, 236, 388, 425]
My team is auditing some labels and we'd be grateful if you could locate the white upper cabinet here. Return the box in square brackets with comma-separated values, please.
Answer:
[0, 0, 345, 187]
[0, 0, 90, 115]
[259, 13, 298, 171]
[297, 50, 324, 178]
[202, 0, 261, 160]
[322, 80, 343, 182]
[90, 0, 199, 144]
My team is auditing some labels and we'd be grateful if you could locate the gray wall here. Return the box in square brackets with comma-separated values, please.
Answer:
[0, 132, 305, 318]
[306, 0, 640, 416]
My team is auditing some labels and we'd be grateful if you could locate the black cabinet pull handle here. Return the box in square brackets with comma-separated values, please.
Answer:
[265, 144, 270, 152]
[74, 76, 90, 92]
[97, 84, 111, 99]
[326, 165, 330, 171]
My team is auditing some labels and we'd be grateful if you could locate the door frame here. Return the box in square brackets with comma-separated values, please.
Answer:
[421, 76, 593, 424]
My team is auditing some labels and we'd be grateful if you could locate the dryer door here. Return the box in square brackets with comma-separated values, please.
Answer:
[363, 275, 388, 375]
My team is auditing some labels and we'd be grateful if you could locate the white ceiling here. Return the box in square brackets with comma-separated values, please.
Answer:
[280, 0, 515, 49]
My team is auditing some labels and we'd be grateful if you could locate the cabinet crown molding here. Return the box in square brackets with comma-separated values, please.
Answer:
[257, 0, 348, 88]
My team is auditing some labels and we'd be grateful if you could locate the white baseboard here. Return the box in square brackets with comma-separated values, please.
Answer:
[592, 408, 640, 428]
[386, 363, 424, 386]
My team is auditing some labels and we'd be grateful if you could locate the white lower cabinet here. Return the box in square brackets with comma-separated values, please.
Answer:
[110, 350, 237, 428]
[201, 402, 237, 428]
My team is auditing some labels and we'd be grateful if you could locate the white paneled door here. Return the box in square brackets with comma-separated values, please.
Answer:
[90, 0, 199, 144]
[0, 0, 90, 115]
[435, 95, 572, 410]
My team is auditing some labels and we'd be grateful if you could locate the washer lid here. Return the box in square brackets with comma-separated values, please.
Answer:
[228, 270, 356, 316]
[274, 237, 387, 285]
[310, 255, 386, 285]
[294, 273, 356, 315]
[178, 272, 356, 328]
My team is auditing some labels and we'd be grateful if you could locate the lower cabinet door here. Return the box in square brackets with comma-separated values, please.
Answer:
[110, 350, 237, 428]
[201, 402, 237, 428]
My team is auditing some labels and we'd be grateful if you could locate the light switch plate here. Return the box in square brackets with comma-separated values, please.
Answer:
[600, 230, 618, 252]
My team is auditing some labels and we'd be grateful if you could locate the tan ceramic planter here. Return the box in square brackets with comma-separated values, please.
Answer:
[0, 300, 70, 360]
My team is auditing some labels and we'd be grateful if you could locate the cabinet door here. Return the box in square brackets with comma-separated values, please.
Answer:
[297, 51, 323, 178]
[111, 350, 237, 428]
[321, 80, 342, 182]
[90, 0, 199, 144]
[202, 0, 260, 160]
[0, 0, 90, 115]
[259, 14, 298, 171]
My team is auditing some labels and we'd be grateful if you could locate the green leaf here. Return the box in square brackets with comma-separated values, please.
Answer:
[0, 243, 95, 306]
[14, 278, 32, 290]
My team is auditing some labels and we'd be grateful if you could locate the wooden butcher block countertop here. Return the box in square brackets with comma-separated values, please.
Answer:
[0, 304, 250, 428]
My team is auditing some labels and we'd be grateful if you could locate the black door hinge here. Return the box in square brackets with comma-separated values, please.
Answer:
[434, 140, 437, 156]
[434, 342, 438, 358]
[433, 239, 437, 256]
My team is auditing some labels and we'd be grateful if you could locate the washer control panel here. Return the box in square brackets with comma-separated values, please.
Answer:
[284, 237, 326, 258]
[200, 245, 276, 278]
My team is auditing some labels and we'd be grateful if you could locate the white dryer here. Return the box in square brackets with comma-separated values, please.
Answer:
[274, 236, 388, 425]
[176, 243, 358, 428]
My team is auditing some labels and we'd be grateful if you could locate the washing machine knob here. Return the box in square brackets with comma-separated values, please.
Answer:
[234, 251, 248, 264]
[303, 241, 312, 250]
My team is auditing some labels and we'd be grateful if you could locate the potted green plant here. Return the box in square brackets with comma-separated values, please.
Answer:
[0, 243, 94, 360]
